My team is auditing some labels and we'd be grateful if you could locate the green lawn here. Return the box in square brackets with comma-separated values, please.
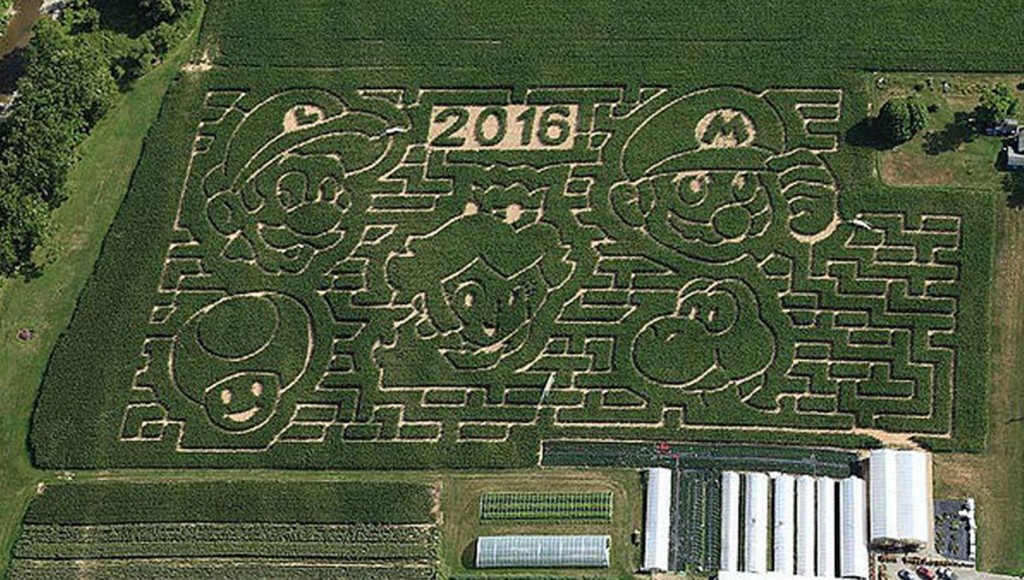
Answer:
[876, 72, 1024, 189]
[0, 32, 196, 576]
[437, 469, 642, 577]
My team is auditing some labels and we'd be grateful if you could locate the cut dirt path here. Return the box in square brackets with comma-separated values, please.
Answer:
[933, 206, 1024, 573]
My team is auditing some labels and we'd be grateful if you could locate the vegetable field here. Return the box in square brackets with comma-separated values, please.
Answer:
[6, 481, 438, 579]
[480, 492, 613, 522]
[30, 0, 997, 473]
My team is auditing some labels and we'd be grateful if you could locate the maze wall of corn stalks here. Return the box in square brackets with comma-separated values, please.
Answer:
[106, 82, 973, 461]
[29, 64, 992, 471]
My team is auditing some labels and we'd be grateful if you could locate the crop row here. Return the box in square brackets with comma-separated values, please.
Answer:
[6, 559, 435, 580]
[14, 523, 437, 561]
[15, 522, 434, 545]
[479, 492, 612, 522]
[674, 470, 722, 573]
[14, 541, 433, 561]
[542, 441, 858, 478]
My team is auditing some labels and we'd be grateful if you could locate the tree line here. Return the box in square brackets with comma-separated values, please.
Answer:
[0, 0, 198, 280]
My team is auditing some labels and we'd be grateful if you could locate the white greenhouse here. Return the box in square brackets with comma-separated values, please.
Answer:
[717, 472, 870, 580]
[744, 472, 769, 574]
[720, 471, 741, 572]
[795, 475, 815, 576]
[868, 449, 931, 549]
[816, 477, 837, 578]
[773, 474, 795, 575]
[475, 535, 610, 568]
[642, 468, 672, 571]
[718, 573, 855, 580]
[839, 477, 869, 580]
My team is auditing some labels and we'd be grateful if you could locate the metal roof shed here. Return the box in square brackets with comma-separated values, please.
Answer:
[475, 535, 610, 568]
[744, 472, 769, 574]
[795, 475, 816, 576]
[839, 477, 869, 580]
[642, 468, 672, 571]
[773, 474, 795, 574]
[720, 471, 741, 572]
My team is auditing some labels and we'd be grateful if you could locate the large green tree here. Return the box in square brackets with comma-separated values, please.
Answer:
[975, 83, 1020, 128]
[877, 97, 929, 145]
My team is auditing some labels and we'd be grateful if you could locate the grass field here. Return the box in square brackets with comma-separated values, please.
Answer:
[2, 0, 1022, 576]
[437, 469, 641, 577]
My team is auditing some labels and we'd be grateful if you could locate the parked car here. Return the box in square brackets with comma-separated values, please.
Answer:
[898, 569, 914, 580]
[937, 567, 958, 580]
[917, 566, 936, 580]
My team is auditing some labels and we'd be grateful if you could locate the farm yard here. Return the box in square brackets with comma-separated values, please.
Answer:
[0, 0, 1022, 577]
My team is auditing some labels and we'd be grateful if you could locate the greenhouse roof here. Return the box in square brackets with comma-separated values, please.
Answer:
[475, 535, 611, 568]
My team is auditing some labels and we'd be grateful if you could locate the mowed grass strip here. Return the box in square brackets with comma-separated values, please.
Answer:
[479, 492, 612, 522]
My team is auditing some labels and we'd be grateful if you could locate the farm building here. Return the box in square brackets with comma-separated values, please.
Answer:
[868, 449, 932, 550]
[986, 118, 1019, 136]
[1006, 129, 1024, 170]
[642, 468, 672, 571]
[795, 475, 815, 576]
[718, 472, 869, 580]
[475, 535, 610, 568]
[774, 475, 796, 574]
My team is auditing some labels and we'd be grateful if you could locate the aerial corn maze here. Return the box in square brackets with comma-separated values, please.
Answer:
[30, 0, 998, 472]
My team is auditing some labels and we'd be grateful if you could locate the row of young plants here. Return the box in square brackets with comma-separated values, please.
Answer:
[14, 538, 435, 561]
[674, 470, 722, 573]
[542, 440, 858, 478]
[479, 492, 613, 522]
[15, 522, 433, 544]
[6, 559, 436, 580]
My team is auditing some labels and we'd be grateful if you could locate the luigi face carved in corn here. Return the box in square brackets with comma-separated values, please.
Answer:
[202, 90, 404, 274]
